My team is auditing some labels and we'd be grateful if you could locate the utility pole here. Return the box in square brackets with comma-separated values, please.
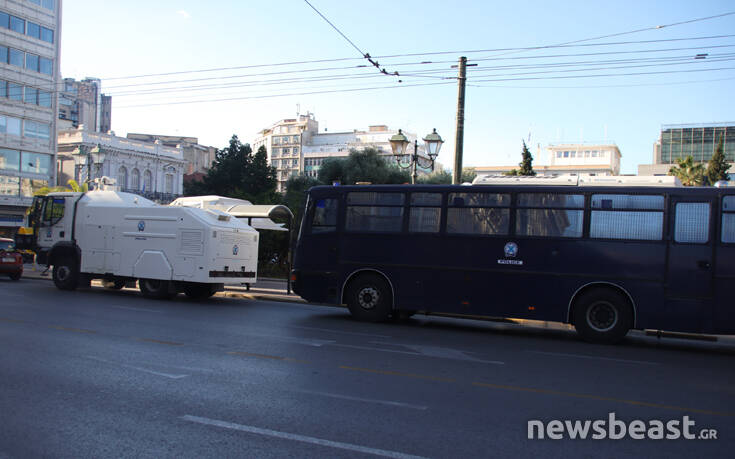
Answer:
[453, 56, 467, 185]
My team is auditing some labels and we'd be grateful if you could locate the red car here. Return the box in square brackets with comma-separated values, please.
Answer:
[0, 237, 23, 281]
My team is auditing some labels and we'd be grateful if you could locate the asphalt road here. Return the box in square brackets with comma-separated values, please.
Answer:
[1, 277, 734, 458]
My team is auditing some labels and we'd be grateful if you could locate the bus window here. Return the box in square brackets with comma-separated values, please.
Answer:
[590, 194, 664, 240]
[311, 198, 337, 233]
[674, 202, 710, 244]
[409, 192, 441, 233]
[721, 196, 735, 243]
[346, 192, 404, 232]
[515, 193, 584, 237]
[447, 192, 509, 235]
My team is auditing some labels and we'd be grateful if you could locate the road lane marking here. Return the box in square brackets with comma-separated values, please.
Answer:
[111, 305, 163, 313]
[295, 389, 428, 411]
[339, 366, 456, 383]
[227, 351, 309, 364]
[527, 350, 660, 365]
[471, 382, 734, 417]
[86, 356, 188, 379]
[290, 326, 391, 339]
[181, 415, 429, 459]
[371, 343, 504, 365]
[243, 333, 334, 347]
[329, 343, 422, 356]
[136, 338, 184, 346]
[51, 326, 96, 334]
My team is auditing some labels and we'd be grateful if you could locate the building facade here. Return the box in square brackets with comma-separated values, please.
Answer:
[0, 0, 61, 237]
[476, 142, 621, 178]
[57, 127, 186, 203]
[126, 133, 216, 175]
[254, 113, 430, 191]
[639, 123, 734, 177]
[58, 77, 111, 132]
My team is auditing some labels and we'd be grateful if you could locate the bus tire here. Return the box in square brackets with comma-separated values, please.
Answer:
[345, 273, 393, 322]
[139, 278, 176, 300]
[53, 258, 79, 291]
[183, 283, 216, 299]
[573, 288, 632, 344]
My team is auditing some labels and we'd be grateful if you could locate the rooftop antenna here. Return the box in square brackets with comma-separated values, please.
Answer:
[296, 103, 300, 117]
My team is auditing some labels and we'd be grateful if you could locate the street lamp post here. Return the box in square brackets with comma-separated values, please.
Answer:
[389, 129, 444, 184]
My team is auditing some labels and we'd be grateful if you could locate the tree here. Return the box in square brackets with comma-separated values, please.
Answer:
[417, 167, 476, 184]
[706, 136, 730, 185]
[185, 135, 277, 203]
[504, 141, 536, 176]
[669, 155, 705, 186]
[317, 147, 410, 185]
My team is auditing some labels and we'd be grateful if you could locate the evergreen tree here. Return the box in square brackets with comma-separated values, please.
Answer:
[317, 147, 410, 185]
[706, 136, 730, 185]
[518, 140, 536, 176]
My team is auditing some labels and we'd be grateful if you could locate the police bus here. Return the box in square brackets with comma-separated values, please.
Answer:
[290, 176, 735, 343]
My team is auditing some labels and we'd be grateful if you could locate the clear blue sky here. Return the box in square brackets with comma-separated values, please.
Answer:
[60, 0, 735, 174]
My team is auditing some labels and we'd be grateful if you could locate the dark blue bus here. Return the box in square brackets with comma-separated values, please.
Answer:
[290, 183, 735, 343]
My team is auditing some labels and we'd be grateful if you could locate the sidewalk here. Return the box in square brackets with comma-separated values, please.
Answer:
[20, 264, 305, 304]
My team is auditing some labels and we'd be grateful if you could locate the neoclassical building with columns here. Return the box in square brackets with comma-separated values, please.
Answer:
[57, 127, 185, 202]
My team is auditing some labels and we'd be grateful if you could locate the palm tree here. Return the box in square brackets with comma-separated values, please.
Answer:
[669, 156, 705, 186]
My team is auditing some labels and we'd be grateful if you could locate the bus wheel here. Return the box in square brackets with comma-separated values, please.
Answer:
[345, 273, 393, 322]
[139, 279, 176, 300]
[183, 283, 216, 300]
[573, 289, 632, 344]
[53, 258, 79, 291]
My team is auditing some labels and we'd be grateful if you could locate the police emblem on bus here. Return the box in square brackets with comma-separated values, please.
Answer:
[233, 245, 239, 256]
[138, 221, 145, 232]
[504, 242, 518, 258]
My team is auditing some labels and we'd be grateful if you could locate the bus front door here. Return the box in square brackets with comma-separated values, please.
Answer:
[664, 198, 715, 331]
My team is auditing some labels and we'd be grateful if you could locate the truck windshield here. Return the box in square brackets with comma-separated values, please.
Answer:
[0, 240, 14, 250]
[41, 197, 65, 226]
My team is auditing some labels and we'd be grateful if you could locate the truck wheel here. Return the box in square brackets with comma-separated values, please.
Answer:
[139, 279, 176, 299]
[183, 283, 216, 299]
[9, 272, 21, 281]
[345, 273, 393, 322]
[573, 289, 632, 344]
[53, 259, 79, 290]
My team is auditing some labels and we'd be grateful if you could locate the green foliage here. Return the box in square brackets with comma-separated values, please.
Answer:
[504, 169, 520, 176]
[317, 147, 410, 185]
[518, 140, 536, 176]
[417, 167, 476, 184]
[706, 137, 730, 185]
[185, 135, 277, 203]
[669, 155, 705, 186]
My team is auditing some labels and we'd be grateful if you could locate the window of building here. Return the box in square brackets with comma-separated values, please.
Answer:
[131, 168, 140, 190]
[24, 87, 38, 104]
[0, 81, 5, 98]
[20, 178, 47, 197]
[584, 151, 590, 157]
[9, 48, 23, 67]
[21, 151, 50, 174]
[570, 151, 576, 158]
[516, 193, 584, 238]
[26, 21, 40, 39]
[590, 194, 664, 240]
[0, 175, 20, 196]
[9, 15, 24, 34]
[118, 166, 128, 189]
[283, 148, 290, 155]
[39, 57, 52, 75]
[0, 46, 7, 63]
[25, 53, 39, 72]
[0, 12, 8, 28]
[8, 83, 23, 101]
[0, 148, 20, 171]
[293, 147, 299, 154]
[143, 170, 152, 191]
[38, 90, 51, 108]
[0, 115, 22, 136]
[29, 0, 55, 11]
[592, 151, 599, 157]
[40, 26, 53, 43]
[563, 151, 569, 158]
[165, 174, 173, 194]
[674, 202, 710, 244]
[23, 120, 50, 139]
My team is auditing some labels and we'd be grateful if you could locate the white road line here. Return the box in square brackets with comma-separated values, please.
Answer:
[111, 305, 163, 313]
[295, 389, 428, 410]
[181, 415, 430, 459]
[329, 343, 422, 356]
[527, 350, 660, 365]
[86, 356, 188, 379]
[370, 342, 505, 365]
[290, 326, 391, 338]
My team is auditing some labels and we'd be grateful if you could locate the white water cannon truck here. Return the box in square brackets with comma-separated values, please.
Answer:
[20, 187, 259, 299]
